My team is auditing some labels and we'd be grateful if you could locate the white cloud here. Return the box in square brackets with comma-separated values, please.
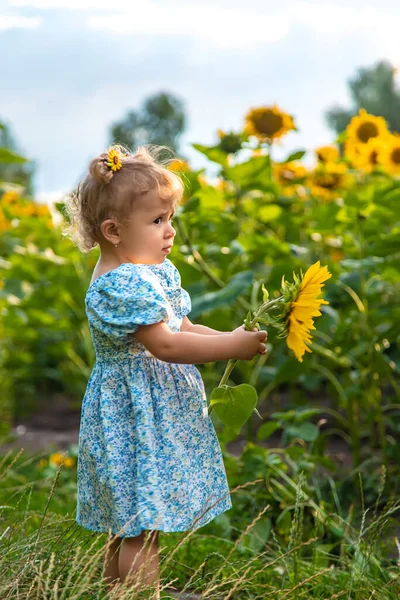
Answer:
[7, 0, 400, 55]
[0, 14, 41, 29]
[88, 5, 289, 48]
[8, 1, 290, 48]
[292, 2, 400, 35]
[9, 0, 116, 8]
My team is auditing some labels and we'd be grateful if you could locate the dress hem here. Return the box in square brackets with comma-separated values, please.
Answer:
[75, 501, 232, 538]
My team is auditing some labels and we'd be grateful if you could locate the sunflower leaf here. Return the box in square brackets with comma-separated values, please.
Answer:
[209, 384, 258, 432]
[284, 150, 306, 162]
[192, 143, 228, 167]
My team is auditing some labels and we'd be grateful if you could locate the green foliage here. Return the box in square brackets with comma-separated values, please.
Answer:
[0, 120, 35, 194]
[1, 448, 400, 598]
[1, 115, 400, 596]
[0, 193, 96, 424]
[110, 91, 186, 154]
[209, 383, 258, 433]
[325, 59, 400, 136]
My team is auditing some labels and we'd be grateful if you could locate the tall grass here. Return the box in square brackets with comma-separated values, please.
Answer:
[1, 449, 400, 599]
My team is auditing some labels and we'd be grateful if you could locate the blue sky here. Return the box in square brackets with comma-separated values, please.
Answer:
[1, 0, 399, 201]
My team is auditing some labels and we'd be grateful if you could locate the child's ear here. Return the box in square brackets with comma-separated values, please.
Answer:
[100, 218, 121, 245]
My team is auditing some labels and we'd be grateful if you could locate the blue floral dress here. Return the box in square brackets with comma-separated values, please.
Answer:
[76, 257, 232, 537]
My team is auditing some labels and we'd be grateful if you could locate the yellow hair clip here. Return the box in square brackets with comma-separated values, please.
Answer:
[105, 147, 123, 172]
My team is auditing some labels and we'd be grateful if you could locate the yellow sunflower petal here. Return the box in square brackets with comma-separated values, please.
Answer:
[346, 109, 390, 146]
[315, 145, 340, 163]
[285, 262, 332, 362]
[300, 262, 331, 290]
[379, 133, 400, 175]
[244, 104, 296, 142]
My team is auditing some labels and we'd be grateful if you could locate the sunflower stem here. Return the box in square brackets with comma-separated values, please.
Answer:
[207, 297, 284, 416]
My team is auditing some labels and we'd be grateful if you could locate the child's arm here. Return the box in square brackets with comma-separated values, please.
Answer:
[180, 316, 228, 336]
[134, 321, 267, 365]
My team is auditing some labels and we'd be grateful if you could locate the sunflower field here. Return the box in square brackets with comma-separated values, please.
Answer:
[1, 105, 400, 598]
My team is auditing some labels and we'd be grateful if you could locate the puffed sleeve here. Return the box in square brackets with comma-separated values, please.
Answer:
[86, 266, 174, 339]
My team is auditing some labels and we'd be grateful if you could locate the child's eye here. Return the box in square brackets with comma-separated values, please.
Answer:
[154, 215, 175, 225]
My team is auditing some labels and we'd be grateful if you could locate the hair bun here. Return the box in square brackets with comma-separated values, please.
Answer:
[89, 155, 114, 185]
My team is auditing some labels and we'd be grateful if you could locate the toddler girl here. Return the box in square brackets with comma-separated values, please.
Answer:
[64, 144, 267, 598]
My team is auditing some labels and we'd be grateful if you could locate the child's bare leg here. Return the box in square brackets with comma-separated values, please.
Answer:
[103, 534, 122, 594]
[118, 530, 160, 599]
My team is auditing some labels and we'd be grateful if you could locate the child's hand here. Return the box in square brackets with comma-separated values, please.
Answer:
[229, 324, 268, 360]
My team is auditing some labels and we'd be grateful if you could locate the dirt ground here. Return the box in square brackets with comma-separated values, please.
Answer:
[0, 393, 352, 467]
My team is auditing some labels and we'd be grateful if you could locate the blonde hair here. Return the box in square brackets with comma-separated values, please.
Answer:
[62, 144, 184, 253]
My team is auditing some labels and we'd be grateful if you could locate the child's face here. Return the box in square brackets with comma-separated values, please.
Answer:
[120, 188, 177, 265]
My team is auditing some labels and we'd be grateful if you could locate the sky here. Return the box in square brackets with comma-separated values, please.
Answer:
[1, 0, 400, 202]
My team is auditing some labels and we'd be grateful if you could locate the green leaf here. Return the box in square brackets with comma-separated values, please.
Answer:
[271, 410, 297, 422]
[336, 130, 347, 143]
[294, 408, 326, 422]
[239, 516, 271, 555]
[341, 256, 385, 269]
[192, 143, 228, 167]
[209, 384, 258, 432]
[190, 270, 254, 318]
[223, 156, 275, 191]
[181, 195, 200, 213]
[286, 422, 320, 442]
[257, 421, 280, 441]
[243, 310, 252, 327]
[285, 445, 306, 460]
[257, 204, 282, 222]
[253, 407, 263, 420]
[276, 510, 292, 535]
[195, 186, 225, 212]
[313, 543, 337, 568]
[284, 150, 306, 162]
[0, 148, 29, 164]
[261, 283, 269, 303]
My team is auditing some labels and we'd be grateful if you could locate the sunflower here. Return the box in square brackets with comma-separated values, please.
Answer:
[272, 161, 308, 198]
[49, 452, 65, 467]
[345, 109, 389, 147]
[244, 105, 296, 142]
[167, 159, 190, 172]
[283, 261, 332, 362]
[105, 147, 123, 172]
[349, 136, 386, 173]
[2, 190, 21, 205]
[379, 133, 400, 175]
[343, 138, 361, 166]
[315, 145, 340, 163]
[308, 162, 351, 201]
[216, 129, 244, 154]
[273, 161, 308, 185]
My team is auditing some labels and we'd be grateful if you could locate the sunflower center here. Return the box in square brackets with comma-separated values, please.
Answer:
[318, 174, 340, 189]
[113, 155, 119, 164]
[369, 150, 378, 165]
[391, 147, 400, 164]
[255, 112, 284, 137]
[281, 168, 295, 182]
[357, 122, 378, 143]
